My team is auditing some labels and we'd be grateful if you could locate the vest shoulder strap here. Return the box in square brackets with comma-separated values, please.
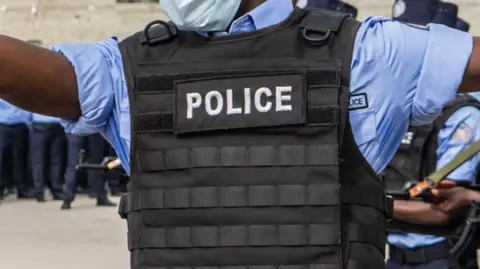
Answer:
[434, 95, 480, 130]
[298, 8, 357, 45]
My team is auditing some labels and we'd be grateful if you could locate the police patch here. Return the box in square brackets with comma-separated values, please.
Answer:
[393, 0, 406, 18]
[349, 93, 369, 111]
[174, 74, 306, 134]
[453, 123, 473, 144]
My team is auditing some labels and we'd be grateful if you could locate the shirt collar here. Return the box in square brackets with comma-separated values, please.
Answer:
[238, 0, 294, 31]
[203, 0, 294, 36]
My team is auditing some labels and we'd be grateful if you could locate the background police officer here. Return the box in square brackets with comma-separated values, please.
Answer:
[0, 0, 479, 267]
[62, 134, 116, 209]
[29, 113, 65, 202]
[388, 90, 480, 269]
[0, 99, 31, 202]
[386, 2, 479, 269]
[85, 134, 117, 206]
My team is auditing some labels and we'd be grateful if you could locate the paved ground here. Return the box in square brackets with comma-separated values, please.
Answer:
[2, 195, 479, 268]
[0, 195, 128, 269]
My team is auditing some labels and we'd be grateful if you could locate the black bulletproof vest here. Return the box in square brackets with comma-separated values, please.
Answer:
[118, 8, 390, 269]
[383, 95, 480, 192]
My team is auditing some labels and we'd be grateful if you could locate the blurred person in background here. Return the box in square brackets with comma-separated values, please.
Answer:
[30, 113, 66, 202]
[0, 99, 31, 202]
[61, 134, 116, 209]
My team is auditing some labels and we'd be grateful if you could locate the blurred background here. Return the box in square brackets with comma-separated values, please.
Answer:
[1, 0, 480, 48]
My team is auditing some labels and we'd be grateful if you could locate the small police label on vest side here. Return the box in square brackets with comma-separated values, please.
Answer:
[174, 74, 306, 133]
[349, 93, 369, 111]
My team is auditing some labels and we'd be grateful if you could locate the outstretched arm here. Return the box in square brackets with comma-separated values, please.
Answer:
[0, 35, 80, 118]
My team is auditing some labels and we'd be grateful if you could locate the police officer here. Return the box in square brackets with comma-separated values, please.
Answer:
[0, 0, 479, 268]
[85, 134, 117, 205]
[386, 91, 480, 269]
[61, 134, 117, 209]
[0, 99, 31, 202]
[385, 2, 480, 269]
[29, 113, 66, 202]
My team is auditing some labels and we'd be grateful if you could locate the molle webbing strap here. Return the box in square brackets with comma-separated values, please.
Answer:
[128, 224, 340, 250]
[137, 145, 338, 172]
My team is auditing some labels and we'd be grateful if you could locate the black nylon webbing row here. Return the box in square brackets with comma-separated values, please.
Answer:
[345, 223, 385, 252]
[131, 184, 339, 211]
[135, 106, 339, 133]
[134, 69, 338, 94]
[340, 186, 386, 213]
[128, 224, 340, 250]
[138, 144, 338, 172]
[137, 265, 340, 269]
[346, 260, 385, 269]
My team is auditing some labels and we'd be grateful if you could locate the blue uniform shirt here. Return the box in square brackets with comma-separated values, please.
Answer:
[388, 93, 480, 249]
[52, 0, 473, 175]
[0, 99, 32, 125]
[32, 113, 61, 124]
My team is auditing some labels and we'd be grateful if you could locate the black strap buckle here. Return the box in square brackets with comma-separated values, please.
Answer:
[385, 195, 394, 221]
[118, 193, 129, 219]
[299, 9, 351, 45]
[301, 28, 331, 44]
[137, 20, 178, 46]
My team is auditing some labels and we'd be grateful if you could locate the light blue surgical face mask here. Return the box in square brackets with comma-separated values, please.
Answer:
[159, 0, 242, 31]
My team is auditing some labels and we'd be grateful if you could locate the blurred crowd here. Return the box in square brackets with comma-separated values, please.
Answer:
[0, 100, 127, 210]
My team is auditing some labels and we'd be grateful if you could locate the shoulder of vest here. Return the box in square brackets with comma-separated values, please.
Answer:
[299, 8, 360, 36]
[122, 20, 179, 47]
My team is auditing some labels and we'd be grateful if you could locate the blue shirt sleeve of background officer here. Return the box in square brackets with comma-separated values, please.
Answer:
[51, 39, 131, 174]
[350, 16, 473, 172]
[436, 106, 480, 182]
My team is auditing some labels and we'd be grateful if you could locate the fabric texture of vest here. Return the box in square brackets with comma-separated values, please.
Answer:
[118, 8, 391, 269]
[383, 95, 480, 192]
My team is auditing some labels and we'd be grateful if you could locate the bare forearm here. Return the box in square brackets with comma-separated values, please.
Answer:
[394, 200, 450, 225]
[459, 37, 480, 93]
[465, 190, 480, 201]
[0, 35, 80, 118]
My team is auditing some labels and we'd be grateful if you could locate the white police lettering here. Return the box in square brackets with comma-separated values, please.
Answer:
[348, 94, 369, 110]
[254, 87, 272, 113]
[205, 91, 223, 116]
[186, 92, 202, 119]
[276, 86, 292, 112]
[185, 86, 293, 119]
[244, 88, 251, 114]
[226, 89, 242, 115]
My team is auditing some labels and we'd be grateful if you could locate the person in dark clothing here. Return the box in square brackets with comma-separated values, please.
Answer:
[61, 134, 116, 209]
[30, 113, 66, 202]
[0, 100, 31, 202]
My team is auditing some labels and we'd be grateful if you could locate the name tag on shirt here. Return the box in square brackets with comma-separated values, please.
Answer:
[174, 74, 306, 134]
[349, 93, 369, 111]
